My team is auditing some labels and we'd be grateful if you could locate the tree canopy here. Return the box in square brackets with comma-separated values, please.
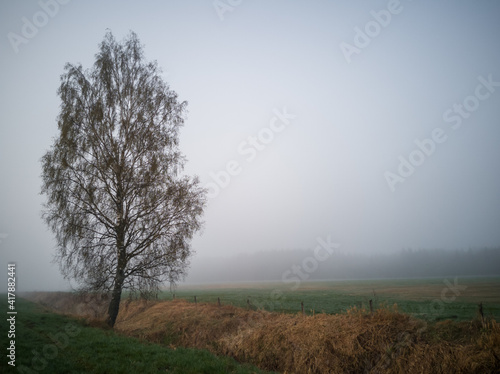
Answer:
[41, 31, 206, 327]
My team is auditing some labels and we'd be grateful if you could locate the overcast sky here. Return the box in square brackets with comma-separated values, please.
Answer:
[1, 0, 499, 291]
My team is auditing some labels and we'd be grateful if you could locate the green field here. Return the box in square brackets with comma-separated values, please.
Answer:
[0, 298, 275, 374]
[1, 278, 499, 373]
[164, 277, 500, 321]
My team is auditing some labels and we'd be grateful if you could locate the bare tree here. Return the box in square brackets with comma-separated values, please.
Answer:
[41, 31, 206, 327]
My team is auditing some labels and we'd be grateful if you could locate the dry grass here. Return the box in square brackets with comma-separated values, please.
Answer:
[22, 291, 110, 320]
[112, 300, 500, 373]
[25, 293, 500, 373]
[115, 299, 275, 350]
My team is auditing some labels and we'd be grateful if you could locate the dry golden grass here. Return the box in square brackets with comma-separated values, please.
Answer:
[23, 291, 109, 320]
[112, 299, 500, 373]
[25, 293, 500, 373]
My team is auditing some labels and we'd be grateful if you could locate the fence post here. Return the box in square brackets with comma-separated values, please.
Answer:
[301, 301, 304, 315]
[369, 299, 373, 315]
[218, 297, 221, 307]
[478, 302, 484, 326]
[247, 298, 250, 309]
[194, 295, 197, 305]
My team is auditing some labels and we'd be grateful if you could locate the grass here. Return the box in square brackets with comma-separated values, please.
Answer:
[163, 277, 500, 321]
[113, 297, 500, 373]
[11, 280, 500, 373]
[0, 297, 275, 374]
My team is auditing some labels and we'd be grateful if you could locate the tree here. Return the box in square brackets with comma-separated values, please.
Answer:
[41, 31, 206, 327]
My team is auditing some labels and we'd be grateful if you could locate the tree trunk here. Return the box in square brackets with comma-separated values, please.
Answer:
[108, 182, 127, 328]
[106, 272, 124, 327]
[106, 249, 127, 328]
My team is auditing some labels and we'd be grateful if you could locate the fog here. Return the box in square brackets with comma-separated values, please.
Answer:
[0, 1, 499, 291]
[185, 247, 500, 284]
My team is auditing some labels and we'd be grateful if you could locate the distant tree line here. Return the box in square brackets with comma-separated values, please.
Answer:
[186, 247, 500, 283]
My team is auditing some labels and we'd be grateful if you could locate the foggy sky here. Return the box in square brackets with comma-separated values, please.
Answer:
[1, 0, 499, 291]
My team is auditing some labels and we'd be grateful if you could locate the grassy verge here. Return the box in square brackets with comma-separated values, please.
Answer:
[0, 297, 275, 374]
[114, 298, 500, 373]
[8, 291, 500, 373]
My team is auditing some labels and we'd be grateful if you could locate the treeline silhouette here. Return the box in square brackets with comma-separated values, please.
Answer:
[186, 247, 500, 283]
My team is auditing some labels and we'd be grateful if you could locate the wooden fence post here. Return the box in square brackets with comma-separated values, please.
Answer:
[478, 302, 484, 326]
[301, 301, 304, 315]
[194, 295, 197, 305]
[247, 298, 250, 309]
[218, 297, 221, 307]
[369, 299, 373, 314]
